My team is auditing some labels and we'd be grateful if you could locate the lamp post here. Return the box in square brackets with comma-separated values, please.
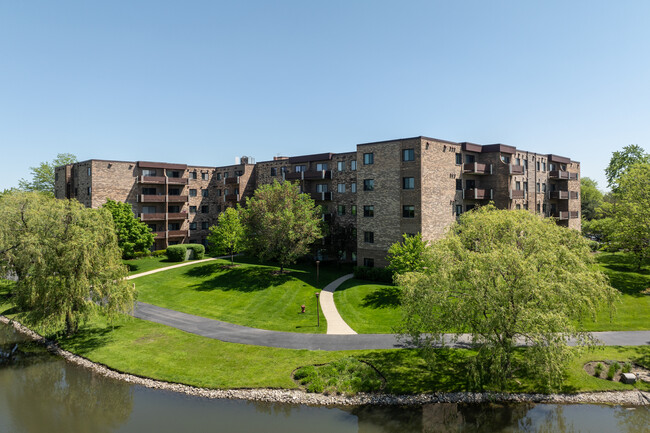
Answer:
[315, 292, 320, 327]
[316, 260, 320, 284]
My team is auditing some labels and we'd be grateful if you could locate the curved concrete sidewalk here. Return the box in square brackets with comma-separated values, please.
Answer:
[319, 274, 356, 335]
[126, 257, 224, 280]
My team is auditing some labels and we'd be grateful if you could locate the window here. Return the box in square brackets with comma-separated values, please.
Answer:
[465, 154, 475, 164]
[536, 161, 540, 171]
[223, 172, 229, 178]
[168, 170, 181, 178]
[537, 203, 541, 213]
[542, 203, 547, 214]
[337, 161, 344, 171]
[216, 189, 222, 196]
[403, 205, 415, 218]
[143, 187, 156, 195]
[363, 258, 374, 267]
[542, 162, 547, 172]
[316, 184, 328, 193]
[363, 231, 374, 243]
[143, 169, 157, 177]
[55, 172, 59, 181]
[295, 165, 306, 172]
[337, 205, 345, 216]
[455, 153, 462, 165]
[202, 172, 209, 180]
[189, 189, 197, 197]
[216, 173, 222, 180]
[190, 206, 197, 214]
[235, 170, 243, 176]
[524, 160, 528, 169]
[351, 205, 357, 215]
[337, 183, 345, 193]
[549, 163, 556, 172]
[536, 183, 540, 193]
[455, 204, 463, 215]
[350, 160, 357, 171]
[224, 188, 229, 195]
[168, 223, 180, 231]
[403, 177, 415, 189]
[363, 205, 374, 217]
[542, 183, 547, 192]
[466, 204, 475, 212]
[560, 163, 567, 171]
[87, 167, 91, 176]
[142, 206, 157, 214]
[202, 189, 209, 197]
[351, 182, 357, 193]
[201, 222, 209, 230]
[363, 179, 374, 191]
[316, 163, 328, 171]
[516, 204, 521, 210]
[465, 179, 475, 189]
[87, 186, 91, 194]
[189, 222, 197, 230]
[168, 205, 180, 213]
[523, 182, 528, 191]
[500, 155, 510, 164]
[403, 149, 415, 161]
[515, 181, 521, 190]
[190, 172, 197, 179]
[169, 188, 180, 196]
[363, 153, 374, 165]
[270, 167, 277, 176]
[456, 179, 462, 190]
[201, 205, 209, 213]
[515, 158, 521, 166]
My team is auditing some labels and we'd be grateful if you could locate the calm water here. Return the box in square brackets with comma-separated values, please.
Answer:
[0, 323, 648, 433]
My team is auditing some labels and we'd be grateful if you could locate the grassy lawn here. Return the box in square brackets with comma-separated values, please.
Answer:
[132, 258, 354, 333]
[334, 278, 402, 334]
[578, 252, 650, 331]
[123, 256, 175, 276]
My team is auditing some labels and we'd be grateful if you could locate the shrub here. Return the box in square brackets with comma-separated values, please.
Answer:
[353, 266, 393, 283]
[588, 240, 600, 252]
[187, 244, 205, 260]
[166, 245, 187, 262]
[151, 249, 166, 257]
[133, 251, 151, 259]
[622, 362, 632, 374]
[293, 358, 383, 395]
[607, 362, 620, 380]
[594, 363, 604, 377]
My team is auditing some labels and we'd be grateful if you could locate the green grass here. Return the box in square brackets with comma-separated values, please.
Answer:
[578, 252, 650, 331]
[133, 258, 353, 333]
[334, 279, 402, 334]
[123, 256, 175, 275]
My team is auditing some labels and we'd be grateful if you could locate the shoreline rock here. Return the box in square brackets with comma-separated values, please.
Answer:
[2, 315, 649, 407]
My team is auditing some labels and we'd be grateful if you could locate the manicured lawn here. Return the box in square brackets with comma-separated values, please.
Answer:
[334, 279, 402, 334]
[578, 252, 650, 331]
[123, 256, 175, 275]
[133, 258, 349, 333]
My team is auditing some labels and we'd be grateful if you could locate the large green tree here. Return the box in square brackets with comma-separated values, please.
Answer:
[102, 198, 155, 259]
[207, 207, 245, 264]
[387, 233, 429, 275]
[397, 205, 617, 391]
[0, 191, 135, 335]
[579, 177, 603, 222]
[18, 153, 77, 195]
[240, 180, 323, 272]
[605, 144, 649, 192]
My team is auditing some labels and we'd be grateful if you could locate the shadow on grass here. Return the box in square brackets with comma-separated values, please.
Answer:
[125, 258, 173, 273]
[361, 286, 402, 309]
[597, 254, 650, 297]
[187, 263, 292, 292]
[57, 325, 119, 356]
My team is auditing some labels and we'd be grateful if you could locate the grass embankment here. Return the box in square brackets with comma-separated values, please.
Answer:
[1, 279, 649, 394]
[133, 257, 352, 333]
[334, 279, 401, 334]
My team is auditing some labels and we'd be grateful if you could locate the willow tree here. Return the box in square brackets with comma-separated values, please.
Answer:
[240, 180, 322, 272]
[398, 205, 618, 390]
[0, 191, 135, 335]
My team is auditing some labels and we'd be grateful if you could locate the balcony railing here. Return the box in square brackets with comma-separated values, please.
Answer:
[140, 213, 166, 221]
[168, 230, 189, 238]
[225, 176, 240, 185]
[167, 177, 189, 185]
[509, 190, 526, 199]
[509, 165, 525, 175]
[463, 188, 493, 200]
[225, 193, 239, 202]
[167, 195, 188, 202]
[138, 176, 167, 184]
[310, 191, 332, 201]
[549, 170, 579, 180]
[304, 170, 332, 180]
[570, 191, 579, 199]
[549, 191, 569, 200]
[551, 211, 580, 220]
[463, 163, 492, 175]
[168, 212, 188, 220]
[138, 194, 166, 203]
[152, 231, 165, 239]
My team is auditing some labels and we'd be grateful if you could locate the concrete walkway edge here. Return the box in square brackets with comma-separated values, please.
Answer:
[319, 274, 356, 335]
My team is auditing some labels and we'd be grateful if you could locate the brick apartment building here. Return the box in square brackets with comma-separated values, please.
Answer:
[55, 136, 580, 266]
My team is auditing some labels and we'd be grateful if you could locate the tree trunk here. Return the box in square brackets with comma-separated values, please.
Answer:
[65, 311, 78, 336]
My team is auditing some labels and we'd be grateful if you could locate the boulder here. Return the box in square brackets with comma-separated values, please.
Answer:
[621, 373, 636, 384]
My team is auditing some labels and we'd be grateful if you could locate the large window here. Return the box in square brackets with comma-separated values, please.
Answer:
[363, 153, 374, 165]
[363, 258, 374, 267]
[168, 170, 181, 178]
[295, 165, 307, 172]
[337, 161, 344, 171]
[363, 179, 374, 191]
[403, 149, 415, 161]
[201, 222, 209, 230]
[316, 184, 328, 193]
[189, 189, 197, 197]
[403, 205, 415, 218]
[201, 205, 209, 213]
[202, 189, 209, 197]
[168, 223, 180, 231]
[168, 188, 180, 196]
[142, 169, 157, 177]
[142, 206, 157, 214]
[270, 167, 277, 176]
[403, 177, 415, 190]
[363, 231, 374, 243]
[455, 153, 462, 165]
[337, 183, 346, 193]
[351, 160, 357, 171]
[363, 205, 374, 217]
[143, 187, 157, 195]
[189, 222, 197, 230]
[337, 205, 345, 216]
[351, 182, 357, 193]
[316, 163, 328, 171]
[168, 205, 180, 213]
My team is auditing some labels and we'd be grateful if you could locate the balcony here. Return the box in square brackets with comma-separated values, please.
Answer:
[509, 165, 525, 175]
[463, 188, 493, 200]
[140, 213, 166, 222]
[152, 231, 165, 239]
[463, 163, 492, 175]
[570, 191, 579, 199]
[549, 191, 569, 200]
[225, 193, 239, 202]
[167, 195, 189, 202]
[304, 170, 332, 180]
[310, 191, 332, 201]
[551, 211, 580, 220]
[509, 190, 526, 199]
[284, 172, 302, 180]
[168, 230, 189, 238]
[167, 177, 189, 185]
[225, 176, 240, 185]
[168, 212, 188, 220]
[138, 176, 166, 184]
[138, 194, 166, 203]
[549, 170, 579, 180]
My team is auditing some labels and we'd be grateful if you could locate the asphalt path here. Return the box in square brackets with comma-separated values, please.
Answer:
[133, 302, 650, 351]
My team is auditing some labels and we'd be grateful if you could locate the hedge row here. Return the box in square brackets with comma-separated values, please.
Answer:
[166, 244, 205, 262]
[353, 266, 393, 284]
[133, 249, 167, 259]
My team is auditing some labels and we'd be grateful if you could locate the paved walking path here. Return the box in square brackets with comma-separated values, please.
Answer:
[126, 257, 220, 280]
[319, 274, 356, 335]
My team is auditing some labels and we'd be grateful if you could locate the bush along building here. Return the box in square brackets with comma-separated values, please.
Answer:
[55, 136, 580, 266]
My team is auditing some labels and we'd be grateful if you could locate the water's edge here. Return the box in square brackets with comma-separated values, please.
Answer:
[2, 315, 649, 407]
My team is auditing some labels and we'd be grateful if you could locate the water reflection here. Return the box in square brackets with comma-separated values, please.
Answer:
[1, 323, 649, 433]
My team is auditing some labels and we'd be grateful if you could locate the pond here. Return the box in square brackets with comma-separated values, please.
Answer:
[0, 323, 648, 433]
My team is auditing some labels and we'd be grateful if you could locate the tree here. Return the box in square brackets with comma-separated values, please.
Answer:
[18, 153, 77, 195]
[102, 198, 155, 259]
[601, 163, 650, 270]
[240, 180, 323, 272]
[0, 191, 135, 335]
[605, 145, 649, 192]
[207, 207, 245, 264]
[580, 177, 603, 222]
[387, 233, 429, 275]
[397, 205, 617, 391]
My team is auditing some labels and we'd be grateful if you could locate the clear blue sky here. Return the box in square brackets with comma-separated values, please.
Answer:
[2, 1, 649, 191]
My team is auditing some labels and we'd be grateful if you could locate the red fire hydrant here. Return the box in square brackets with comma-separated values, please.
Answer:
[301, 305, 306, 313]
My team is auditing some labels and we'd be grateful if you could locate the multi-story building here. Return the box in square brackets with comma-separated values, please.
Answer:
[55, 136, 580, 266]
